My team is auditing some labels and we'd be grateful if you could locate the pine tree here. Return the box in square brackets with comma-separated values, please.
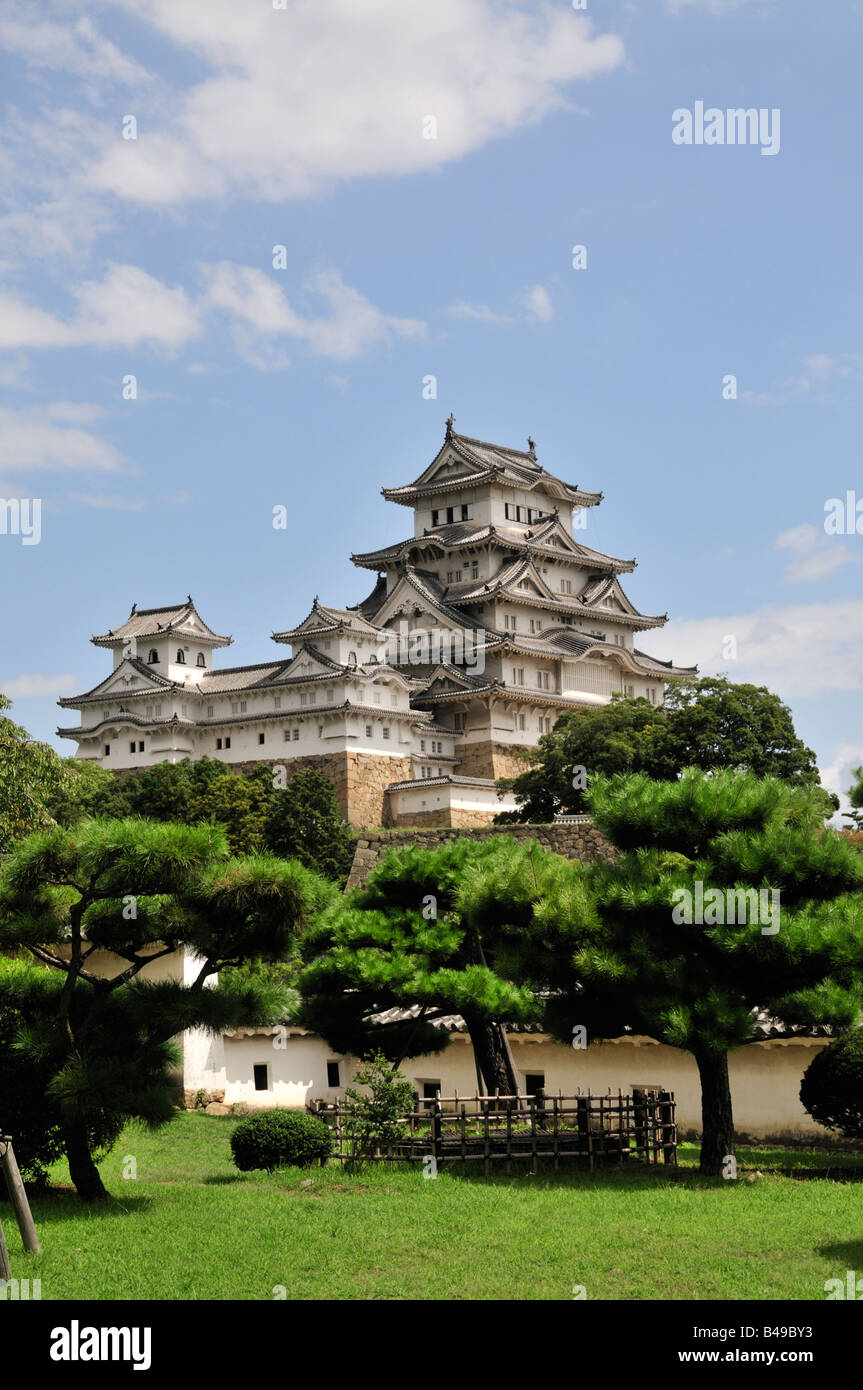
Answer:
[465, 769, 863, 1174]
[296, 838, 555, 1094]
[0, 817, 333, 1198]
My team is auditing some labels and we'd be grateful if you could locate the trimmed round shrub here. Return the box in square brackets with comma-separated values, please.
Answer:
[800, 1030, 863, 1138]
[230, 1109, 332, 1172]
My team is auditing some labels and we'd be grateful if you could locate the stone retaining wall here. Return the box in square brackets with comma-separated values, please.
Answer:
[346, 820, 614, 888]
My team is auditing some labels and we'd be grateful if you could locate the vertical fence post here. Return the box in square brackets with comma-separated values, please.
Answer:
[0, 1137, 40, 1255]
[0, 1215, 10, 1282]
[432, 1098, 442, 1171]
[660, 1091, 676, 1165]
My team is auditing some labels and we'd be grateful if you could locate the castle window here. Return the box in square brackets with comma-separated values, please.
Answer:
[431, 509, 440, 527]
[471, 561, 479, 579]
[258, 733, 265, 745]
[253, 1064, 269, 1092]
[207, 705, 214, 717]
[365, 725, 373, 737]
[454, 569, 462, 582]
[129, 741, 136, 754]
[225, 736, 231, 749]
[176, 650, 186, 664]
[518, 714, 526, 731]
[196, 653, 205, 667]
[216, 738, 223, 749]
[446, 507, 454, 523]
[420, 739, 425, 751]
[104, 744, 110, 756]
[138, 741, 144, 752]
[382, 727, 390, 740]
[274, 696, 281, 709]
[347, 651, 357, 666]
[461, 504, 470, 521]
[147, 649, 159, 664]
[453, 713, 465, 730]
[318, 725, 323, 738]
[327, 1061, 341, 1088]
[292, 729, 299, 741]
[283, 730, 291, 741]
[447, 571, 453, 583]
[624, 685, 634, 698]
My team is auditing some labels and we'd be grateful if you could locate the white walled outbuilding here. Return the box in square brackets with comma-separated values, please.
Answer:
[203, 1026, 832, 1144]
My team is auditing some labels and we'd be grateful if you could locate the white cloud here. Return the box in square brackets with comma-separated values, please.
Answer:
[743, 352, 863, 407]
[0, 673, 79, 698]
[84, 0, 624, 205]
[648, 599, 863, 699]
[522, 284, 554, 322]
[819, 742, 863, 825]
[0, 11, 150, 83]
[203, 263, 427, 362]
[446, 301, 514, 325]
[774, 523, 858, 584]
[0, 264, 201, 351]
[0, 406, 125, 474]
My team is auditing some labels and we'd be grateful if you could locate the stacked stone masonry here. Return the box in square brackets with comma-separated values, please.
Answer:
[346, 821, 615, 888]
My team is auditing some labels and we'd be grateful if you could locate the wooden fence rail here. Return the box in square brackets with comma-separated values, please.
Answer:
[308, 1087, 677, 1174]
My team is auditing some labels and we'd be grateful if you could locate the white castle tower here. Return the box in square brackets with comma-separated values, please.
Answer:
[58, 423, 694, 827]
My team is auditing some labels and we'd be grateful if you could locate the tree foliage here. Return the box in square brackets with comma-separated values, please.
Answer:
[265, 768, 355, 884]
[0, 694, 68, 852]
[0, 816, 333, 1197]
[296, 837, 565, 1094]
[800, 1030, 863, 1138]
[473, 767, 863, 1175]
[497, 677, 825, 822]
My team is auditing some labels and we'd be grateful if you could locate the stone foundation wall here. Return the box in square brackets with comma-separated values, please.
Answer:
[455, 740, 537, 780]
[347, 820, 614, 888]
[388, 805, 503, 830]
[231, 751, 413, 828]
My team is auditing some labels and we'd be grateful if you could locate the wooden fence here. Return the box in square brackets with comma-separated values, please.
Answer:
[308, 1087, 677, 1174]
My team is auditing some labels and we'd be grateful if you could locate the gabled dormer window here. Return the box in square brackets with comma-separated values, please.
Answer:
[176, 650, 186, 664]
[147, 649, 159, 664]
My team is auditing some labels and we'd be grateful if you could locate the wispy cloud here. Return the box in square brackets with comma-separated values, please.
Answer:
[775, 523, 858, 584]
[0, 405, 125, 474]
[0, 672, 79, 698]
[521, 284, 554, 322]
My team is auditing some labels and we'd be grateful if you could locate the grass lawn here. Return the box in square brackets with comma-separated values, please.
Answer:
[4, 1113, 863, 1301]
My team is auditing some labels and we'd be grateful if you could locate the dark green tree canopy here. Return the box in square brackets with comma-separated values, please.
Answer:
[497, 676, 823, 822]
[265, 767, 355, 884]
[0, 816, 334, 1198]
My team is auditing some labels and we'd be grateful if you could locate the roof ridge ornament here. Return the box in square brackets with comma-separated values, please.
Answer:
[527, 435, 536, 456]
[445, 413, 455, 437]
[130, 603, 137, 614]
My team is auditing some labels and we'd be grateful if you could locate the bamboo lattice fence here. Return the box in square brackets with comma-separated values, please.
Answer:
[308, 1087, 677, 1174]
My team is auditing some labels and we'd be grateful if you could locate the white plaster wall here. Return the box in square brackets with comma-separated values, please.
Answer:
[215, 1030, 833, 1141]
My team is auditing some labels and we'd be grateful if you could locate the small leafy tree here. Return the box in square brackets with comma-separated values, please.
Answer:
[497, 677, 825, 822]
[0, 694, 68, 851]
[341, 1051, 416, 1165]
[800, 1030, 863, 1138]
[0, 817, 332, 1198]
[844, 766, 863, 830]
[265, 768, 355, 883]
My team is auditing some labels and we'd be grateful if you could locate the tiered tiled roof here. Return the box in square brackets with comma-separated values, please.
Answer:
[92, 599, 232, 649]
[382, 426, 602, 509]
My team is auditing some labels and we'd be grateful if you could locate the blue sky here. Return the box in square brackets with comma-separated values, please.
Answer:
[0, 0, 861, 811]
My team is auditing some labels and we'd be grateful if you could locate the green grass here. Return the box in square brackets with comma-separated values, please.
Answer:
[3, 1113, 862, 1300]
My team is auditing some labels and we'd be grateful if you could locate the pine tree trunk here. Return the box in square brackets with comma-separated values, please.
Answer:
[694, 1049, 735, 1178]
[63, 1117, 108, 1200]
[464, 1013, 518, 1095]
